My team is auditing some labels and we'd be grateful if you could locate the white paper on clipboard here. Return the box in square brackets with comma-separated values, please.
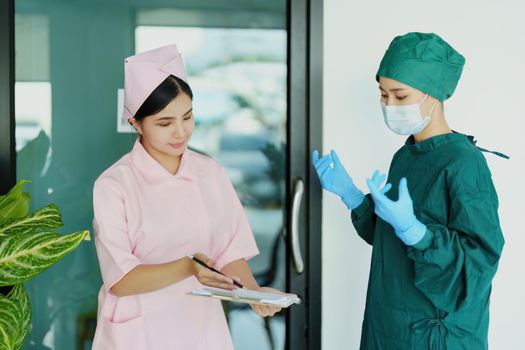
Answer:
[189, 286, 300, 308]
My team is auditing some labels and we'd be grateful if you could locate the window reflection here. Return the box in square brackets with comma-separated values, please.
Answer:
[15, 82, 52, 151]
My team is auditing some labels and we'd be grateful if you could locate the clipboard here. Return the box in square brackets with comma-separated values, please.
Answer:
[188, 286, 301, 308]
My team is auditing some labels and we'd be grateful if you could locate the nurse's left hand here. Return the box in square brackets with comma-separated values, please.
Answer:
[250, 287, 282, 317]
[366, 171, 427, 246]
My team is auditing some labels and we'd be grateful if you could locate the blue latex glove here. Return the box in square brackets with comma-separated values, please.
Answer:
[366, 170, 427, 246]
[312, 149, 364, 209]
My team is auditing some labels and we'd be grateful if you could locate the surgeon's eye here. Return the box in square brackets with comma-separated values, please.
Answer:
[396, 96, 407, 100]
[380, 95, 388, 99]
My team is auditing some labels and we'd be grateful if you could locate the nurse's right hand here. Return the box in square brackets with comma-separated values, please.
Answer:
[190, 253, 239, 290]
[312, 149, 365, 210]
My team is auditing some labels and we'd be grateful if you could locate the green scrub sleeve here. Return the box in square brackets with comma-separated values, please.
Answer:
[406, 190, 504, 313]
[351, 194, 377, 245]
[412, 229, 434, 250]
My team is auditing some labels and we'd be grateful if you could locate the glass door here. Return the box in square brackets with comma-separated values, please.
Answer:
[2, 0, 321, 349]
[132, 8, 289, 350]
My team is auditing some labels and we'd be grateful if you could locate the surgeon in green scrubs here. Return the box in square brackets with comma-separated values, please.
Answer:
[313, 32, 505, 349]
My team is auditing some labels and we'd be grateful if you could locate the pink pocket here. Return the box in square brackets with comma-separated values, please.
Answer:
[92, 315, 147, 350]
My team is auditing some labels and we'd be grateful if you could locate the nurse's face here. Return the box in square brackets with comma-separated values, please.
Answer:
[132, 93, 195, 159]
[379, 76, 437, 108]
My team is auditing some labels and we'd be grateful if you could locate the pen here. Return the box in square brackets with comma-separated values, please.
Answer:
[186, 255, 244, 289]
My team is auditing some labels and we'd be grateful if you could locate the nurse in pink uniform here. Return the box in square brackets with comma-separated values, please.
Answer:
[91, 45, 282, 350]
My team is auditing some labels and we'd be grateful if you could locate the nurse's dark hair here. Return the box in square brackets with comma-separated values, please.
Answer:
[134, 75, 193, 121]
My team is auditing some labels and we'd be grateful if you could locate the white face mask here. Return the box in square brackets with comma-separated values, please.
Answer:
[381, 94, 438, 135]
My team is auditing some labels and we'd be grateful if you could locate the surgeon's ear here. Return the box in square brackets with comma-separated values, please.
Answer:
[129, 117, 143, 135]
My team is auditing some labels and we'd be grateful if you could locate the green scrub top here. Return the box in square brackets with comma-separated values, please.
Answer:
[352, 132, 504, 350]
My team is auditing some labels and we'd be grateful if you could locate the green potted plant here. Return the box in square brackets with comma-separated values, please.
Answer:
[0, 181, 90, 350]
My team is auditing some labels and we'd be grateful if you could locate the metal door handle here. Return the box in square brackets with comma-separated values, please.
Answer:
[291, 178, 304, 274]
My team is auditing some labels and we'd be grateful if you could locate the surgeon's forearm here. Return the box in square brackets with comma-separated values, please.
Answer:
[221, 259, 259, 289]
[110, 257, 193, 297]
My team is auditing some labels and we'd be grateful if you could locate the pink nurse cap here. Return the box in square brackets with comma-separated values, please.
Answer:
[123, 44, 187, 120]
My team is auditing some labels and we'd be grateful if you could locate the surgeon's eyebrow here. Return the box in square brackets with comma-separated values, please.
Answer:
[154, 108, 193, 121]
[379, 87, 407, 92]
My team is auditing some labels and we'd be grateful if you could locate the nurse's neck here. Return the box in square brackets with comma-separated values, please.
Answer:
[158, 155, 182, 175]
[413, 102, 452, 143]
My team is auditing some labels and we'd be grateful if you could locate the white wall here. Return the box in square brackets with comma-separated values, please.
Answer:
[322, 0, 525, 349]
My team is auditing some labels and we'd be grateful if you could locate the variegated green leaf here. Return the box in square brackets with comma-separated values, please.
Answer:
[0, 284, 31, 350]
[0, 230, 90, 286]
[0, 181, 30, 210]
[0, 204, 63, 237]
[0, 181, 31, 224]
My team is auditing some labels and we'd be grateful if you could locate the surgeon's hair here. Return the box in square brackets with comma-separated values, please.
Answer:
[134, 75, 193, 121]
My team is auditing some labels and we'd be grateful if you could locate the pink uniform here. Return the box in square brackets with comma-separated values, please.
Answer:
[91, 138, 259, 349]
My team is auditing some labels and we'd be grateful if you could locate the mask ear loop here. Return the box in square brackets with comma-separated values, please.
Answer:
[427, 101, 438, 118]
[420, 94, 439, 118]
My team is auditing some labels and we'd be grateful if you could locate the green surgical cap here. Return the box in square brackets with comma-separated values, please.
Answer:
[376, 32, 465, 101]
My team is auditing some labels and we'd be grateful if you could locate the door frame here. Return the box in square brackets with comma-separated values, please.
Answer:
[0, 0, 15, 195]
[287, 0, 323, 349]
